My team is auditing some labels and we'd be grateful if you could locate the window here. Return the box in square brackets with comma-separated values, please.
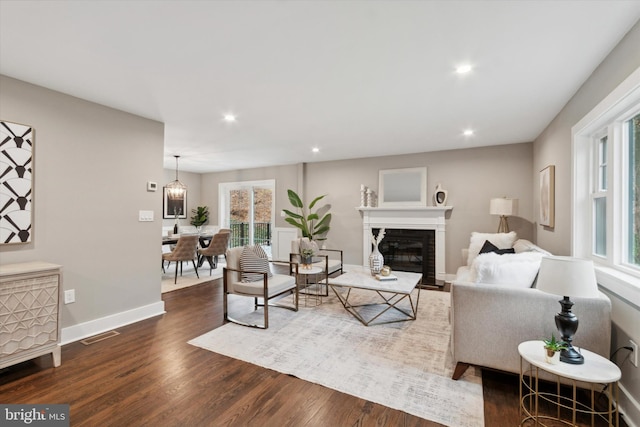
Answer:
[628, 113, 640, 266]
[592, 135, 608, 256]
[219, 180, 275, 253]
[572, 67, 640, 305]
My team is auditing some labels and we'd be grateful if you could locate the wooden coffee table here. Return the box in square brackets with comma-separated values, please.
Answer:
[322, 264, 422, 326]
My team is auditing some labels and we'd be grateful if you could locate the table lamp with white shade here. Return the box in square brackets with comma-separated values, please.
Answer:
[489, 197, 518, 233]
[536, 256, 600, 364]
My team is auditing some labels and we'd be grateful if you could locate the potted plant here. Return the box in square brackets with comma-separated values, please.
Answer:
[543, 334, 567, 364]
[190, 206, 209, 233]
[283, 190, 331, 242]
[301, 248, 315, 268]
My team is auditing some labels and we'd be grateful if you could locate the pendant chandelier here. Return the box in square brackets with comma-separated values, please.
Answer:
[166, 155, 187, 201]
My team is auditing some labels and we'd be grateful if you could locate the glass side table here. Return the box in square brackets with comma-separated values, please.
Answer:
[518, 340, 621, 426]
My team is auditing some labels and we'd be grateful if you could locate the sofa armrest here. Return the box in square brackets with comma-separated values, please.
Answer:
[450, 281, 611, 377]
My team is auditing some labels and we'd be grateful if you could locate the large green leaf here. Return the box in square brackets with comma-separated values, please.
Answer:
[287, 190, 303, 208]
[282, 209, 303, 219]
[308, 194, 326, 209]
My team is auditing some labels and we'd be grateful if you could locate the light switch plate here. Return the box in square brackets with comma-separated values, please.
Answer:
[139, 210, 154, 222]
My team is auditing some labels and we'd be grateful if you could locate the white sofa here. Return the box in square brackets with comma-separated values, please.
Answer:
[450, 232, 612, 380]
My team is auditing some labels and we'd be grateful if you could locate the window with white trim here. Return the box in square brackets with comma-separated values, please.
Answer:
[572, 67, 640, 304]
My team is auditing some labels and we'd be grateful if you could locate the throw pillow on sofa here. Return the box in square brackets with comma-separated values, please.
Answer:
[479, 240, 516, 255]
[470, 251, 544, 288]
[512, 239, 552, 256]
[466, 231, 517, 266]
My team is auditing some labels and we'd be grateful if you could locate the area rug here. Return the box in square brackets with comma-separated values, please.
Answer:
[161, 260, 225, 293]
[188, 289, 484, 426]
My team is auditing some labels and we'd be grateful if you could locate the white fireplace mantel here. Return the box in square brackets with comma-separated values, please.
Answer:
[357, 206, 453, 281]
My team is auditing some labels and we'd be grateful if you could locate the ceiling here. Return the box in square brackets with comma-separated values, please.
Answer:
[1, 1, 639, 173]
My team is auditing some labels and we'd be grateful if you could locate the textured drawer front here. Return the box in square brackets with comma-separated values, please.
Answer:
[0, 274, 60, 356]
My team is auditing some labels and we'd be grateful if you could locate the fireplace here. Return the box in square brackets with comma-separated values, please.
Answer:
[373, 228, 436, 285]
[359, 206, 452, 285]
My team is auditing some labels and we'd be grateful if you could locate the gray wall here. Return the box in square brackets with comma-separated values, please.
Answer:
[304, 143, 534, 272]
[533, 20, 640, 422]
[201, 142, 534, 274]
[0, 75, 165, 329]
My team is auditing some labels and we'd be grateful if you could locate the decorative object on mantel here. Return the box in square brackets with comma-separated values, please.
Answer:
[489, 197, 518, 233]
[378, 167, 427, 207]
[283, 189, 332, 242]
[369, 228, 386, 275]
[433, 183, 448, 207]
[360, 184, 367, 208]
[366, 188, 376, 207]
[0, 120, 34, 244]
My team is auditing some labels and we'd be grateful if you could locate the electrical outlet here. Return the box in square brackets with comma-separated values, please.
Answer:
[631, 340, 638, 367]
[64, 289, 75, 304]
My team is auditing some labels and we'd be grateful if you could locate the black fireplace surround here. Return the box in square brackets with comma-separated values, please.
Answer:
[372, 228, 436, 286]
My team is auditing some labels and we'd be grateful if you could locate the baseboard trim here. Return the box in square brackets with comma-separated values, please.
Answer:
[60, 301, 166, 345]
[619, 381, 640, 427]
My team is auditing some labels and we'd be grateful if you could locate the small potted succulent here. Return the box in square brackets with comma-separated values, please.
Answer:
[301, 248, 315, 268]
[543, 334, 567, 364]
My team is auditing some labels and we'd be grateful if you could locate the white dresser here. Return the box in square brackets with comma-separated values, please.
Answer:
[0, 262, 63, 369]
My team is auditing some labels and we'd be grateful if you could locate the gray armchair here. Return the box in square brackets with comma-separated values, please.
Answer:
[223, 246, 299, 329]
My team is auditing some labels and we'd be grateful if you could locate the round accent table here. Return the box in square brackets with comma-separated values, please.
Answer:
[518, 340, 621, 426]
[297, 266, 324, 307]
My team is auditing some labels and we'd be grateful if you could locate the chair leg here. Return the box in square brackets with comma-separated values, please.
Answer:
[174, 263, 178, 284]
[191, 259, 199, 278]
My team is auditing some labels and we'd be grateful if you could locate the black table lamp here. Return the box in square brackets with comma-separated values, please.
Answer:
[536, 256, 600, 364]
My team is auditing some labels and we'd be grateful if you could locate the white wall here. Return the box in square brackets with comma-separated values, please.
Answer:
[0, 75, 165, 335]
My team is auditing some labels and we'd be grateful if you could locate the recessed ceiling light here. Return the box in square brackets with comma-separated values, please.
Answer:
[463, 129, 474, 136]
[312, 147, 320, 153]
[456, 64, 473, 74]
[222, 113, 237, 123]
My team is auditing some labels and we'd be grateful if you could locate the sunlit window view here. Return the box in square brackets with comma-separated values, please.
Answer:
[229, 187, 273, 254]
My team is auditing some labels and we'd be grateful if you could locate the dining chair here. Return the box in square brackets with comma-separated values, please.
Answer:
[162, 234, 200, 284]
[197, 231, 231, 275]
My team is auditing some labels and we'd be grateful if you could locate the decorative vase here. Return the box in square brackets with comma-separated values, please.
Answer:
[434, 183, 448, 207]
[369, 244, 384, 276]
[173, 222, 179, 235]
[545, 348, 561, 365]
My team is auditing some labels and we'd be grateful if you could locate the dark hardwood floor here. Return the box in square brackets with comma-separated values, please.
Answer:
[0, 278, 626, 426]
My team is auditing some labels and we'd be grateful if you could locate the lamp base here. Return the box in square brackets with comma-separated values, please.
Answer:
[560, 346, 584, 364]
[497, 216, 510, 233]
[555, 296, 584, 365]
